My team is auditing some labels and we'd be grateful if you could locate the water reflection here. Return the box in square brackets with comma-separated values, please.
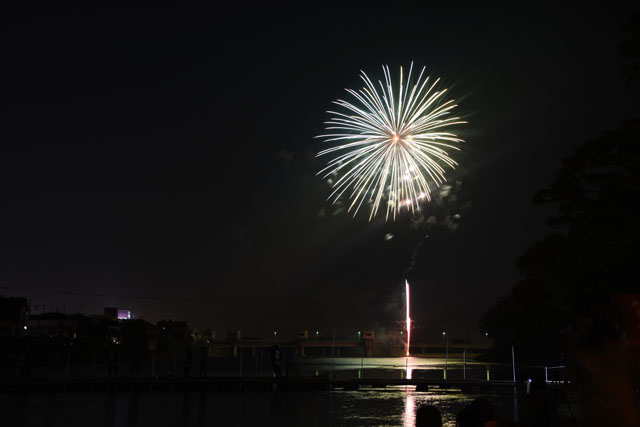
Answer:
[104, 392, 116, 426]
[197, 391, 206, 427]
[127, 392, 139, 426]
[403, 389, 415, 427]
[513, 387, 519, 424]
[2, 388, 516, 427]
[182, 390, 191, 418]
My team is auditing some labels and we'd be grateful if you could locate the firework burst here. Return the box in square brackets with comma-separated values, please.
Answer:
[316, 63, 465, 220]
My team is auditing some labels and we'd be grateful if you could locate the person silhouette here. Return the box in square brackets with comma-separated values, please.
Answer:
[271, 345, 281, 379]
[199, 344, 208, 378]
[184, 347, 193, 378]
[107, 345, 119, 378]
[18, 350, 31, 380]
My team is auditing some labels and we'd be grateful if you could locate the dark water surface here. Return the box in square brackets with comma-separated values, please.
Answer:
[1, 388, 517, 427]
[0, 356, 537, 426]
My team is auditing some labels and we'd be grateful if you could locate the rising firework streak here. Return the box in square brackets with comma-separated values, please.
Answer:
[406, 280, 411, 356]
[317, 63, 465, 220]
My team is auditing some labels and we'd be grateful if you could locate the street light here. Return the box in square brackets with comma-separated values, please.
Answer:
[357, 331, 361, 341]
[485, 332, 489, 345]
[273, 331, 277, 341]
[316, 331, 319, 340]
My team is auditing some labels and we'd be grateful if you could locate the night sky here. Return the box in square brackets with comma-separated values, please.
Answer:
[2, 5, 639, 342]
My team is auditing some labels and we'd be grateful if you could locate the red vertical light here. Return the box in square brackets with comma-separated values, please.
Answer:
[406, 280, 411, 356]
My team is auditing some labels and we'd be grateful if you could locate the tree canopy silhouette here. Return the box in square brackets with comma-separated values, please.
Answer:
[481, 14, 640, 362]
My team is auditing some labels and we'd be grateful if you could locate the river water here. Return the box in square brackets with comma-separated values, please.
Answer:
[1, 388, 518, 426]
[1, 356, 551, 426]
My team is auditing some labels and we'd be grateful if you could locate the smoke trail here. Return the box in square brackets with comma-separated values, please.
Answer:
[402, 234, 428, 279]
[400, 179, 468, 279]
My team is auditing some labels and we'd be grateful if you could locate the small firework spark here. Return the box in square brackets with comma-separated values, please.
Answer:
[316, 63, 465, 220]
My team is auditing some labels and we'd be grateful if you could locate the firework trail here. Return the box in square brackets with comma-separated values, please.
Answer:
[405, 280, 411, 356]
[317, 63, 465, 220]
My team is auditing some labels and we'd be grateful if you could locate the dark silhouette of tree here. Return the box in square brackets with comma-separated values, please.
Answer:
[621, 14, 640, 85]
[481, 15, 640, 362]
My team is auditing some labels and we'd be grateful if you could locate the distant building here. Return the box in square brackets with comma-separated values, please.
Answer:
[226, 330, 241, 341]
[193, 328, 216, 343]
[157, 319, 189, 335]
[104, 307, 132, 320]
[27, 312, 80, 339]
[157, 319, 191, 350]
[0, 297, 28, 337]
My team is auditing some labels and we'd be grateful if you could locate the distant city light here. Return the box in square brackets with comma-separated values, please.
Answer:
[23, 325, 27, 330]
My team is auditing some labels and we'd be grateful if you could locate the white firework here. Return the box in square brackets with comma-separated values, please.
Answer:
[316, 63, 465, 221]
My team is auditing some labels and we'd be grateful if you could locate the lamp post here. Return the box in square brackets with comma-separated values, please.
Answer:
[485, 332, 489, 345]
[273, 331, 277, 341]
[316, 331, 319, 340]
[358, 331, 363, 378]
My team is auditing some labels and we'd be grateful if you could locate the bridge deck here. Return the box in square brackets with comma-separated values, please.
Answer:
[0, 377, 524, 393]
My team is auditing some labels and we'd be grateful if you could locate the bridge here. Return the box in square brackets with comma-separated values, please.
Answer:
[0, 376, 530, 394]
[212, 333, 490, 358]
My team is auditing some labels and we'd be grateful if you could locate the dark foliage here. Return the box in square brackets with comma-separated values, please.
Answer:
[481, 15, 640, 362]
